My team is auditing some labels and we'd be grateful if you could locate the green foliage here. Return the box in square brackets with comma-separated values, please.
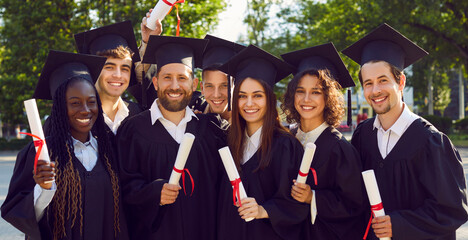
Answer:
[0, 0, 227, 126]
[422, 115, 453, 134]
[455, 117, 468, 134]
[242, 0, 468, 111]
[0, 137, 31, 150]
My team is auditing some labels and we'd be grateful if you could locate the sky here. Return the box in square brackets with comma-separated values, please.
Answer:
[210, 0, 248, 42]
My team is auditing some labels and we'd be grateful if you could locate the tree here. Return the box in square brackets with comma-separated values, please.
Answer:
[0, 0, 227, 130]
[242, 0, 468, 114]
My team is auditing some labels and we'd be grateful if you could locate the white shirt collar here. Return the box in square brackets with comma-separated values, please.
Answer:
[373, 103, 419, 136]
[296, 121, 329, 146]
[246, 126, 262, 149]
[71, 132, 98, 151]
[103, 97, 129, 134]
[242, 126, 262, 164]
[150, 99, 198, 125]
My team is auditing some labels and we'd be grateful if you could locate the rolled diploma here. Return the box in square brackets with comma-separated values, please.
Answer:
[24, 99, 52, 183]
[218, 146, 253, 222]
[168, 133, 195, 185]
[362, 170, 390, 240]
[24, 99, 50, 163]
[147, 0, 178, 30]
[296, 142, 316, 184]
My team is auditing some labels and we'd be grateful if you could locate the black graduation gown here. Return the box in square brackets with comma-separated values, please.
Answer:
[290, 126, 367, 239]
[117, 111, 226, 240]
[352, 117, 468, 240]
[217, 131, 309, 240]
[0, 138, 129, 240]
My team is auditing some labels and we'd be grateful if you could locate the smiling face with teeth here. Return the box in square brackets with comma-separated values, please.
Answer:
[95, 57, 132, 99]
[361, 61, 405, 119]
[66, 80, 98, 143]
[294, 74, 325, 129]
[154, 63, 198, 113]
[238, 78, 267, 135]
[201, 70, 230, 116]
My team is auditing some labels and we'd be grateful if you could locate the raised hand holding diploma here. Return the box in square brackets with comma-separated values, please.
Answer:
[141, 9, 162, 43]
[362, 170, 391, 240]
[168, 133, 195, 196]
[22, 99, 54, 187]
[218, 147, 253, 222]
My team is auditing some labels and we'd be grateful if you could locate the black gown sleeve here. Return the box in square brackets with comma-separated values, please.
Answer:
[262, 135, 309, 239]
[116, 120, 166, 206]
[1, 142, 43, 240]
[314, 139, 366, 238]
[390, 133, 468, 239]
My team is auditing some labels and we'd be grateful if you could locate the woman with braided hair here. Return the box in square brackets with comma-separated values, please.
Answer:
[1, 50, 129, 240]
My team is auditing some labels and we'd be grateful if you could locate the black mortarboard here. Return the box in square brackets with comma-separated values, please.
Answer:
[219, 44, 295, 87]
[33, 50, 107, 100]
[74, 20, 140, 63]
[142, 35, 209, 71]
[342, 23, 428, 70]
[219, 44, 295, 110]
[195, 34, 246, 69]
[281, 42, 355, 88]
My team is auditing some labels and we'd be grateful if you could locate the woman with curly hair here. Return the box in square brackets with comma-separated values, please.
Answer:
[1, 51, 128, 240]
[217, 45, 308, 240]
[281, 43, 367, 239]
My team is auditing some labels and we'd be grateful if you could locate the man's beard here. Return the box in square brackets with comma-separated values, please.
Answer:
[158, 88, 192, 112]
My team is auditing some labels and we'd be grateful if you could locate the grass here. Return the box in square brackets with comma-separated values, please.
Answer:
[448, 134, 468, 148]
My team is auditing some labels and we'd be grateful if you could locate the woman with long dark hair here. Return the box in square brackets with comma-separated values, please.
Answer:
[281, 43, 366, 239]
[217, 45, 308, 240]
[1, 51, 128, 240]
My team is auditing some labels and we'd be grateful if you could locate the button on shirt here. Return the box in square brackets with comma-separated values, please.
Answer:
[150, 99, 198, 144]
[295, 121, 329, 225]
[373, 103, 419, 159]
[242, 127, 262, 165]
[103, 97, 130, 135]
[33, 133, 98, 221]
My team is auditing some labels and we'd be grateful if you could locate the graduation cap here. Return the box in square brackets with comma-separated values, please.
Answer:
[74, 20, 140, 63]
[33, 50, 107, 100]
[282, 42, 356, 126]
[342, 23, 428, 70]
[281, 42, 355, 88]
[195, 34, 246, 70]
[218, 44, 295, 110]
[142, 35, 209, 71]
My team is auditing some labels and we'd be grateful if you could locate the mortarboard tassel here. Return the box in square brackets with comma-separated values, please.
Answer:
[142, 69, 147, 109]
[347, 88, 352, 127]
[227, 73, 232, 111]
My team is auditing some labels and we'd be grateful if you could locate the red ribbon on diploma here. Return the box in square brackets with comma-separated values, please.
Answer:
[19, 132, 45, 175]
[230, 178, 242, 207]
[363, 202, 384, 239]
[163, 0, 185, 36]
[298, 167, 318, 185]
[173, 166, 194, 196]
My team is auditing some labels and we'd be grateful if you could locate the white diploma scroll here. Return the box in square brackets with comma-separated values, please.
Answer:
[147, 0, 178, 30]
[218, 146, 254, 222]
[296, 142, 316, 184]
[168, 133, 195, 185]
[362, 170, 391, 240]
[24, 99, 50, 163]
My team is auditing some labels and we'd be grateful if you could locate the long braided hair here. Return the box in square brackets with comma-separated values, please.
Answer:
[47, 77, 121, 239]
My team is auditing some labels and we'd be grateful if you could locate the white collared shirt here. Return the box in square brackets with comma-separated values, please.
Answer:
[103, 97, 129, 135]
[33, 132, 99, 221]
[242, 127, 262, 165]
[150, 99, 198, 144]
[373, 103, 419, 159]
[296, 121, 329, 146]
[295, 121, 328, 225]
